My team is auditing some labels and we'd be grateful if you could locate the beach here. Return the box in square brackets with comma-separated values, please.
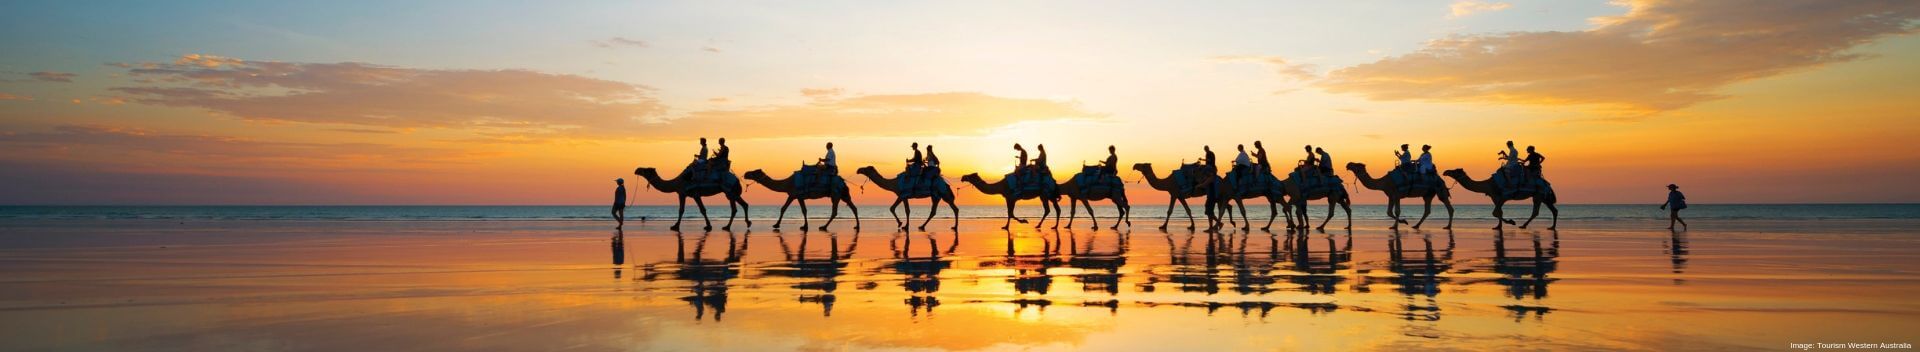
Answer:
[1, 215, 1917, 351]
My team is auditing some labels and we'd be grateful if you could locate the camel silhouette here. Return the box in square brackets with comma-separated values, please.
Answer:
[1203, 166, 1294, 232]
[856, 166, 961, 231]
[1348, 162, 1454, 230]
[961, 172, 1064, 230]
[634, 163, 752, 232]
[1443, 168, 1559, 230]
[1059, 165, 1131, 230]
[1281, 166, 1352, 230]
[744, 168, 860, 231]
[1131, 163, 1212, 230]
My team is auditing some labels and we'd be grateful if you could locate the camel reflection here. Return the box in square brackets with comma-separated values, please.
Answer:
[1374, 230, 1456, 322]
[766, 230, 859, 316]
[1468, 230, 1560, 321]
[640, 232, 749, 322]
[1066, 229, 1129, 297]
[1149, 230, 1221, 295]
[887, 230, 957, 317]
[1285, 229, 1353, 297]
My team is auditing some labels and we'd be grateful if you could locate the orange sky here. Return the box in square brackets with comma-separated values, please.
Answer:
[1, 0, 1918, 205]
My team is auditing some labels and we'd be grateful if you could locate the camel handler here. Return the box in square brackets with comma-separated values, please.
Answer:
[613, 178, 628, 229]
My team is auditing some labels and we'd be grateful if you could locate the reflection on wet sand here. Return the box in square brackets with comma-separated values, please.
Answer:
[7, 219, 1917, 350]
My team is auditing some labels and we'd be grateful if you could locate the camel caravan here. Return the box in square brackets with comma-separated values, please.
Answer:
[632, 138, 1557, 232]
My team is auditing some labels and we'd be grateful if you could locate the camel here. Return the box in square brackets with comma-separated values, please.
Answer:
[743, 168, 860, 231]
[1443, 168, 1558, 230]
[1281, 166, 1353, 230]
[1347, 162, 1454, 230]
[1203, 166, 1294, 232]
[1132, 163, 1211, 230]
[855, 166, 961, 231]
[960, 172, 1064, 230]
[1059, 165, 1132, 230]
[634, 163, 752, 232]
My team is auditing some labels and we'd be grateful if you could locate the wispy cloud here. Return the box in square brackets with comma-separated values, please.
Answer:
[1318, 0, 1920, 114]
[1448, 0, 1511, 18]
[29, 71, 77, 83]
[646, 92, 1104, 139]
[110, 54, 668, 139]
[591, 37, 648, 48]
[1213, 55, 1319, 81]
[0, 93, 30, 101]
[799, 87, 844, 99]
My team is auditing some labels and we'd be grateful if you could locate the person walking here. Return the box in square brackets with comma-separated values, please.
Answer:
[1660, 184, 1688, 230]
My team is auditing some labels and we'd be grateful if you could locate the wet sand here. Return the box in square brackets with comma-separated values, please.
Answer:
[1, 218, 1916, 351]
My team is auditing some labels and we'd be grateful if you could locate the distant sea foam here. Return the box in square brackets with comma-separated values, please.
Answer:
[2, 204, 1916, 221]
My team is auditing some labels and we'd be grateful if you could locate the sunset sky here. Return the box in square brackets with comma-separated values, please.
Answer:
[2, 0, 1917, 205]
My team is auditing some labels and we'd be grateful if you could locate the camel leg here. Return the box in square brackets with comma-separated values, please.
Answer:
[1262, 199, 1278, 232]
[1003, 200, 1016, 230]
[1492, 200, 1508, 230]
[1546, 201, 1559, 230]
[1086, 198, 1101, 230]
[847, 197, 861, 231]
[733, 193, 751, 228]
[671, 195, 688, 231]
[1413, 196, 1433, 229]
[947, 197, 961, 230]
[1180, 197, 1197, 230]
[1115, 196, 1130, 230]
[797, 198, 812, 230]
[1160, 196, 1177, 230]
[1387, 198, 1402, 230]
[1067, 197, 1080, 229]
[723, 195, 738, 231]
[1316, 198, 1335, 230]
[919, 198, 937, 231]
[774, 197, 794, 229]
[691, 196, 712, 231]
[1235, 198, 1251, 231]
[888, 198, 903, 228]
[1038, 199, 1053, 229]
[1441, 195, 1455, 230]
[821, 198, 840, 231]
[1342, 197, 1353, 230]
[1520, 199, 1541, 229]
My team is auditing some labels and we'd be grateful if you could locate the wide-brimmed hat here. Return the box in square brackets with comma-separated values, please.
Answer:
[1666, 184, 1677, 189]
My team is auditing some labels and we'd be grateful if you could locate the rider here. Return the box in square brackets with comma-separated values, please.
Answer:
[695, 137, 710, 164]
[1253, 141, 1271, 174]
[1034, 144, 1050, 173]
[1524, 145, 1545, 181]
[817, 142, 838, 174]
[926, 144, 941, 169]
[1396, 144, 1413, 171]
[713, 138, 731, 170]
[1417, 144, 1436, 182]
[1316, 147, 1333, 175]
[1102, 145, 1119, 177]
[1303, 145, 1318, 176]
[1203, 145, 1218, 175]
[908, 142, 924, 170]
[1233, 144, 1253, 170]
[1014, 144, 1029, 172]
[1504, 141, 1523, 188]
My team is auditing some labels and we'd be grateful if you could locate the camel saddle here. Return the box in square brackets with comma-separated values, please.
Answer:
[680, 160, 737, 191]
[1007, 166, 1056, 196]
[1071, 165, 1124, 196]
[1491, 169, 1551, 197]
[1289, 168, 1343, 194]
[1224, 166, 1278, 196]
[899, 165, 945, 196]
[790, 165, 844, 196]
[1388, 168, 1443, 194]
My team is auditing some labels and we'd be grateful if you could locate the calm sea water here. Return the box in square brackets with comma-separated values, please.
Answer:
[2, 204, 1915, 221]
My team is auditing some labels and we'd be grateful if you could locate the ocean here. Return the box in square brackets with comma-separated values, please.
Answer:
[2, 204, 1915, 221]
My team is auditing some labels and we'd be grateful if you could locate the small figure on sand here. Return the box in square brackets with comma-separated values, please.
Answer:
[1661, 184, 1688, 230]
[613, 178, 627, 229]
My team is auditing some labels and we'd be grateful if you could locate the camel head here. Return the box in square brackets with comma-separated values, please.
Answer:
[742, 169, 769, 181]
[633, 167, 658, 179]
[1131, 162, 1153, 173]
[1345, 162, 1367, 173]
[960, 173, 984, 185]
[1441, 168, 1467, 179]
[855, 165, 879, 176]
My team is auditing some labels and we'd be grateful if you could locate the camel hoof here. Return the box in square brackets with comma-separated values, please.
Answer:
[1001, 226, 1010, 230]
[1187, 226, 1195, 230]
[722, 226, 732, 231]
[1260, 227, 1271, 232]
[1315, 226, 1325, 231]
[1158, 225, 1168, 230]
[703, 225, 713, 231]
[917, 226, 927, 231]
[818, 226, 829, 231]
[854, 226, 861, 230]
[669, 225, 681, 231]
[1548, 226, 1557, 230]
[950, 226, 959, 230]
[1519, 225, 1530, 229]
[772, 224, 782, 229]
[1110, 226, 1119, 230]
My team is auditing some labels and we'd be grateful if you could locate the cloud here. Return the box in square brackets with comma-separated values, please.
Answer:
[701, 46, 723, 53]
[110, 54, 668, 139]
[646, 92, 1103, 139]
[1214, 55, 1319, 81]
[29, 71, 77, 83]
[0, 124, 459, 165]
[1449, 0, 1511, 18]
[799, 87, 844, 98]
[1319, 0, 1920, 114]
[592, 37, 648, 48]
[0, 93, 30, 101]
[707, 97, 732, 104]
